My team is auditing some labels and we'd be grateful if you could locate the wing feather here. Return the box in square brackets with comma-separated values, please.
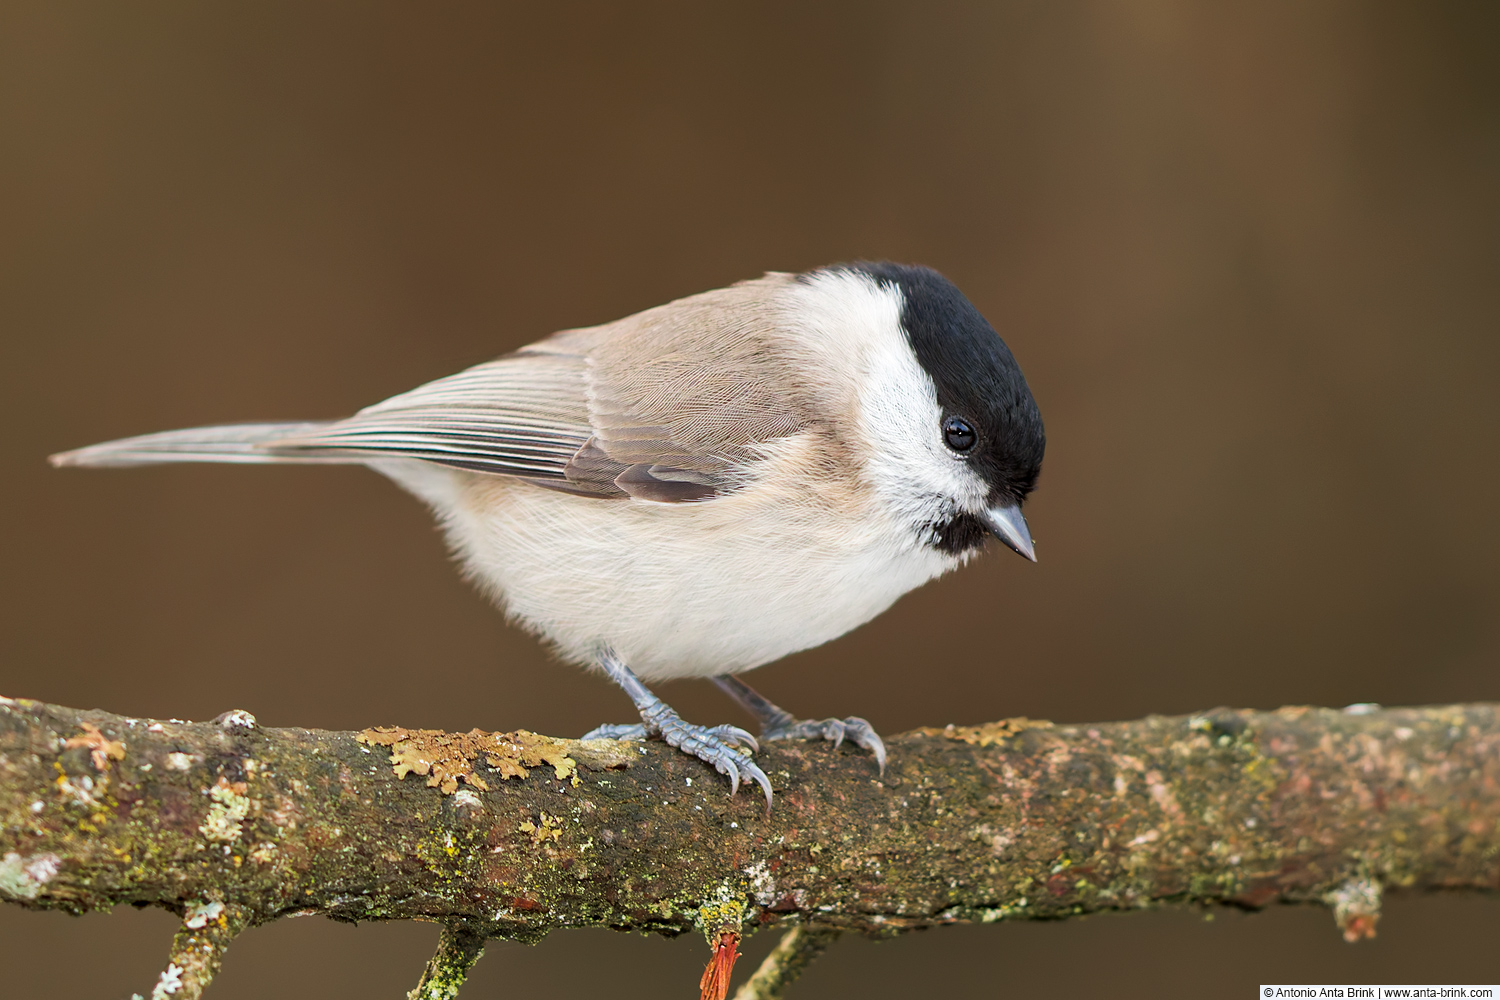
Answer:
[578, 274, 813, 500]
[268, 349, 602, 484]
[260, 274, 815, 501]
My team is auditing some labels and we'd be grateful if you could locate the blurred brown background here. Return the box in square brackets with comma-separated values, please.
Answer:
[2, 1, 1497, 996]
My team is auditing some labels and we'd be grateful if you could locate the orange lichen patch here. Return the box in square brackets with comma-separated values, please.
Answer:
[64, 722, 126, 771]
[917, 718, 1054, 747]
[489, 731, 578, 783]
[356, 727, 578, 795]
[519, 812, 564, 846]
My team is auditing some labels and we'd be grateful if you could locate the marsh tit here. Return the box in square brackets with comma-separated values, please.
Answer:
[52, 262, 1045, 804]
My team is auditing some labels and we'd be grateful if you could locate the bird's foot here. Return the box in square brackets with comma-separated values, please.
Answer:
[711, 675, 888, 774]
[589, 648, 773, 804]
[583, 715, 771, 806]
[762, 716, 887, 774]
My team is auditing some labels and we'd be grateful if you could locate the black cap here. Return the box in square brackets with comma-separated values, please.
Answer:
[840, 261, 1045, 506]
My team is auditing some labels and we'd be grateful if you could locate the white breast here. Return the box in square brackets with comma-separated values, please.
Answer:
[410, 436, 956, 682]
[368, 267, 989, 681]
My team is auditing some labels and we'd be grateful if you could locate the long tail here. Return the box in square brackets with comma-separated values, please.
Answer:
[49, 422, 349, 468]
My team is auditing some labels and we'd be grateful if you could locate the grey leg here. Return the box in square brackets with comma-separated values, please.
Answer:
[713, 675, 887, 773]
[583, 648, 773, 806]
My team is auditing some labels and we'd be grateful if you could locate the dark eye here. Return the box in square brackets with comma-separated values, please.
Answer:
[942, 415, 976, 453]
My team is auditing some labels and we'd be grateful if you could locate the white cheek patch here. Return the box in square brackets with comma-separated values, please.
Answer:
[784, 270, 991, 529]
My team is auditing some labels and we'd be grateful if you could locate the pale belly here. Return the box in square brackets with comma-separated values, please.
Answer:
[383, 461, 959, 682]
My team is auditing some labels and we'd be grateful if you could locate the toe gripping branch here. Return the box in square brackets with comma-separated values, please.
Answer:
[713, 675, 887, 773]
[588, 648, 774, 806]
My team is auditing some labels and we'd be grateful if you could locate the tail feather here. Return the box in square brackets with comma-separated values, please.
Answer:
[50, 422, 347, 468]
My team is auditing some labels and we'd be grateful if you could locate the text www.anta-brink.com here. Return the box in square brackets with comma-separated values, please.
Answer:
[1262, 988, 1496, 999]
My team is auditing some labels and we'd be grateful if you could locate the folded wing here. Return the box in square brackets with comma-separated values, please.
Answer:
[272, 348, 597, 484]
[54, 274, 816, 504]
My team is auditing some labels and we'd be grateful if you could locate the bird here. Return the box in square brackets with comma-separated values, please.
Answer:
[51, 261, 1045, 805]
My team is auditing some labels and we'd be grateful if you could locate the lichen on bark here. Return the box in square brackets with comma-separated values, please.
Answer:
[2, 694, 1498, 998]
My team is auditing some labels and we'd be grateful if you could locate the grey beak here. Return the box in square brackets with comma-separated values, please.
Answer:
[982, 504, 1036, 562]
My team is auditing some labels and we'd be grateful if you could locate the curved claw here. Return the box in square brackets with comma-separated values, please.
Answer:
[699, 746, 772, 808]
[589, 715, 772, 805]
[844, 718, 888, 775]
[590, 652, 773, 805]
[743, 757, 773, 809]
[719, 753, 740, 798]
[763, 716, 887, 775]
[705, 723, 759, 753]
[659, 715, 773, 806]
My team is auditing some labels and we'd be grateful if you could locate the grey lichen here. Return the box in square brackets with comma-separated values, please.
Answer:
[199, 777, 252, 842]
[1326, 876, 1383, 942]
[215, 710, 258, 732]
[0, 851, 60, 900]
[148, 962, 183, 1000]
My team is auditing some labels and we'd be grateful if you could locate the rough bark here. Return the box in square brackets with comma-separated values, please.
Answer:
[2, 695, 1498, 998]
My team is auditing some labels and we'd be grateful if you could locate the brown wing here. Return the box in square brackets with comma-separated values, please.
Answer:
[262, 338, 599, 485]
[266, 273, 812, 502]
[567, 272, 810, 501]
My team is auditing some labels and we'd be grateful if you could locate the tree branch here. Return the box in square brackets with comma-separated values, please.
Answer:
[732, 924, 841, 1000]
[408, 921, 488, 1000]
[2, 695, 1497, 997]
